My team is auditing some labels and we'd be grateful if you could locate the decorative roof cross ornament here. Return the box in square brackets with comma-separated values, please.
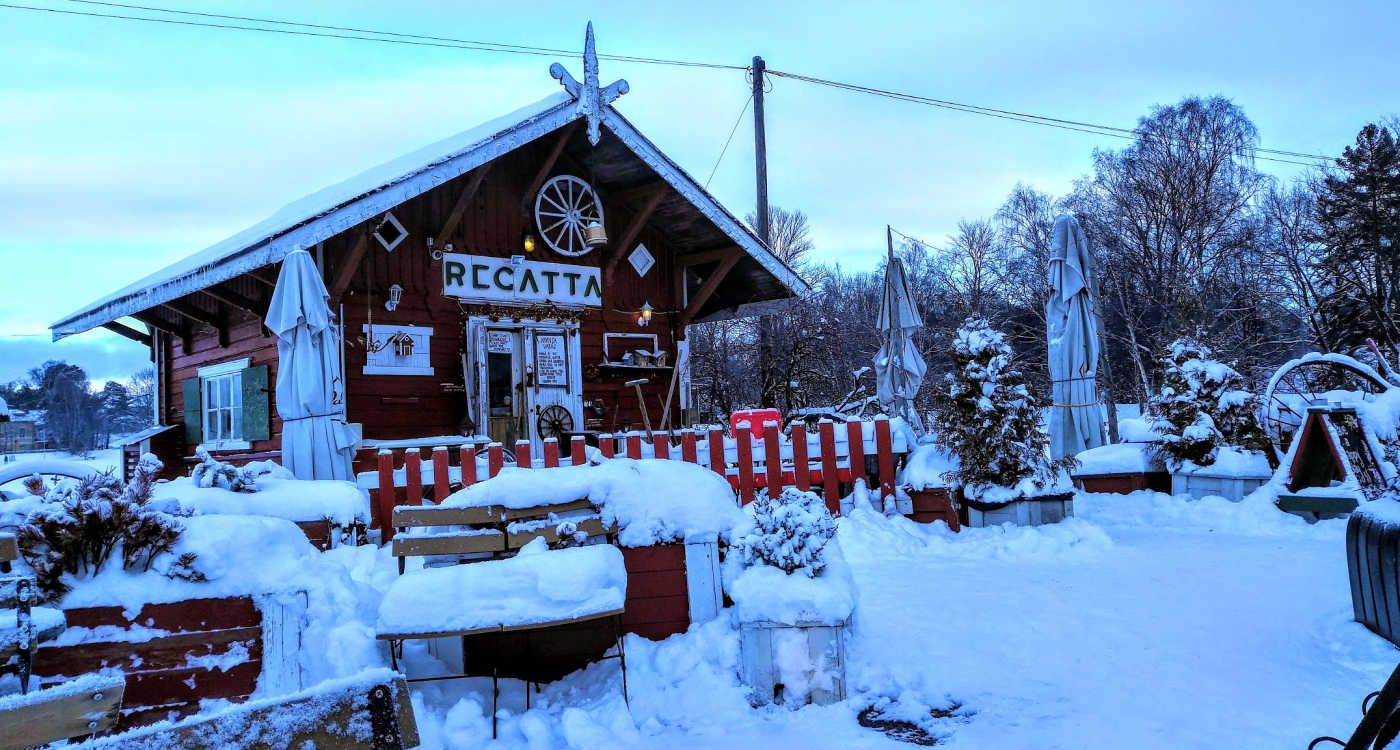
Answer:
[550, 22, 629, 146]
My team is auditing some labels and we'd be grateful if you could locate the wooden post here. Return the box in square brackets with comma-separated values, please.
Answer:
[763, 421, 782, 496]
[599, 433, 615, 459]
[653, 431, 670, 460]
[459, 445, 477, 487]
[543, 438, 560, 468]
[751, 55, 770, 246]
[627, 433, 643, 459]
[792, 423, 810, 492]
[515, 440, 532, 469]
[736, 428, 756, 504]
[819, 421, 840, 513]
[431, 446, 450, 502]
[570, 436, 587, 466]
[404, 450, 423, 507]
[846, 420, 866, 490]
[488, 443, 504, 478]
[376, 450, 396, 541]
[681, 429, 698, 464]
[875, 417, 895, 502]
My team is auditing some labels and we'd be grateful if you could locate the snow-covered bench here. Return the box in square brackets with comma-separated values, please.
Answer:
[377, 501, 627, 738]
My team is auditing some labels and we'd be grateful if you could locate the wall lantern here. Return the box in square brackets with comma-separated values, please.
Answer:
[521, 229, 537, 254]
[385, 283, 403, 312]
[585, 221, 608, 248]
[636, 301, 653, 327]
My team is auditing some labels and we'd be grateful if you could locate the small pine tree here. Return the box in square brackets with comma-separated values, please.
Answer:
[1147, 337, 1271, 467]
[190, 447, 261, 492]
[932, 317, 1066, 500]
[736, 488, 836, 577]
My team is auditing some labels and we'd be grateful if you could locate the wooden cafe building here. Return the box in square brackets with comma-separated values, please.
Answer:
[50, 34, 806, 475]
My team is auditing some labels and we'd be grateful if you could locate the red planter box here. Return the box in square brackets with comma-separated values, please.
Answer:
[35, 596, 264, 732]
[1076, 471, 1171, 495]
[907, 488, 960, 531]
[622, 544, 691, 641]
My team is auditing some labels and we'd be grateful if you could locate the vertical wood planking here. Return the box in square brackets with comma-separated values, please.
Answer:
[791, 424, 810, 492]
[819, 421, 839, 513]
[488, 443, 504, 478]
[846, 420, 866, 489]
[543, 438, 560, 468]
[599, 433, 615, 459]
[570, 436, 587, 466]
[653, 432, 670, 460]
[708, 427, 726, 477]
[626, 434, 643, 459]
[459, 445, 477, 487]
[404, 450, 423, 507]
[431, 446, 450, 502]
[736, 428, 756, 504]
[681, 429, 698, 464]
[376, 450, 396, 540]
[515, 440, 532, 469]
[875, 417, 895, 500]
[763, 421, 782, 496]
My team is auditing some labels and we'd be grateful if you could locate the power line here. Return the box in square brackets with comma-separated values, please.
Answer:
[3, 1, 1336, 167]
[706, 92, 753, 189]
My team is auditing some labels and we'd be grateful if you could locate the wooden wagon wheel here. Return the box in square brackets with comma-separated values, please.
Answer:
[536, 405, 576, 442]
[533, 175, 604, 257]
[1263, 355, 1390, 459]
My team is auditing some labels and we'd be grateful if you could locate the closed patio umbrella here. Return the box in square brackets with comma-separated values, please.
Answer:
[875, 226, 927, 432]
[1046, 214, 1106, 460]
[265, 249, 356, 480]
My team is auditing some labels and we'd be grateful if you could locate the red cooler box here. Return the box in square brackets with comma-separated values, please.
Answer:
[730, 408, 782, 441]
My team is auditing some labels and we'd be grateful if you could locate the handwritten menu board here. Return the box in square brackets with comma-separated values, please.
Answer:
[535, 333, 568, 387]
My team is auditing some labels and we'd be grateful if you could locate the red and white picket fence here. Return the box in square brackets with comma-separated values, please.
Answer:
[355, 417, 909, 539]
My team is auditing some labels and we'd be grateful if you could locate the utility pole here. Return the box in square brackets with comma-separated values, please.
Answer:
[751, 56, 770, 246]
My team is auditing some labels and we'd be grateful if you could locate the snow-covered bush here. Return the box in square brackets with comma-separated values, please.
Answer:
[190, 447, 277, 492]
[1147, 337, 1271, 468]
[736, 488, 835, 577]
[18, 454, 201, 598]
[931, 317, 1069, 500]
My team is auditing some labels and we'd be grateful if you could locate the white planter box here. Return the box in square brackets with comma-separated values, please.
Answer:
[739, 620, 847, 707]
[964, 493, 1074, 528]
[1170, 471, 1269, 502]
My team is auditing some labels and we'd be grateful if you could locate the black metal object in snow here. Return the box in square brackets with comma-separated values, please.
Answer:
[15, 576, 33, 695]
[1346, 514, 1400, 647]
[367, 683, 405, 750]
[1310, 662, 1400, 750]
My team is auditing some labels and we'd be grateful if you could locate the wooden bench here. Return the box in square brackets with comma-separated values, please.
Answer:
[378, 501, 626, 738]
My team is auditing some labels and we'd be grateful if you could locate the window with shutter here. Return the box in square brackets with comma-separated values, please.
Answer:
[196, 358, 252, 449]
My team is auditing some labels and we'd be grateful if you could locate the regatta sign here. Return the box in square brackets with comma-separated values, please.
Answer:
[442, 253, 602, 308]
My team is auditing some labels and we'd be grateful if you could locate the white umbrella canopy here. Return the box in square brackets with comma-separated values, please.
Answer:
[875, 232, 927, 432]
[265, 250, 356, 480]
[1046, 214, 1106, 460]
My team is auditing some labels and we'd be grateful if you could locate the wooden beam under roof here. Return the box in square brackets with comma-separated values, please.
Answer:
[435, 164, 492, 246]
[678, 246, 744, 268]
[132, 311, 191, 352]
[162, 299, 227, 347]
[520, 121, 580, 216]
[101, 321, 152, 347]
[200, 284, 266, 318]
[329, 232, 369, 303]
[603, 187, 667, 284]
[676, 248, 741, 330]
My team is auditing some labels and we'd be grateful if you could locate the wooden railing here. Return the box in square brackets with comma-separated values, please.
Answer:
[355, 417, 908, 538]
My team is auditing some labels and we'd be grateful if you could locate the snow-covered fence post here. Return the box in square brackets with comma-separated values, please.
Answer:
[431, 446, 450, 502]
[515, 440, 532, 469]
[376, 449, 396, 539]
[404, 449, 423, 506]
[543, 437, 560, 467]
[792, 424, 810, 492]
[764, 421, 783, 494]
[487, 442, 504, 477]
[599, 433, 615, 458]
[653, 431, 671, 460]
[570, 435, 587, 466]
[681, 429, 698, 464]
[875, 417, 895, 502]
[708, 427, 726, 478]
[819, 420, 839, 511]
[459, 445, 477, 486]
[737, 426, 756, 504]
[846, 421, 866, 491]
[626, 433, 643, 459]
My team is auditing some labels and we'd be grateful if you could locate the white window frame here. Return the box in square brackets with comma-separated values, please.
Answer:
[362, 324, 434, 376]
[198, 358, 250, 450]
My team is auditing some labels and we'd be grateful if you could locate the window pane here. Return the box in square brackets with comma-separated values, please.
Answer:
[230, 407, 243, 440]
[220, 376, 234, 405]
[220, 409, 232, 439]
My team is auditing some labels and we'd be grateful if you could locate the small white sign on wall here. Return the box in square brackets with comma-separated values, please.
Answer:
[535, 332, 569, 387]
[362, 324, 433, 376]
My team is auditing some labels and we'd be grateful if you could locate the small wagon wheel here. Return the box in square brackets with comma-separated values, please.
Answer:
[1263, 356, 1390, 459]
[536, 405, 575, 442]
[533, 175, 604, 257]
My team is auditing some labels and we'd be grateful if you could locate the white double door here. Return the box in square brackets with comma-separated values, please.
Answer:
[469, 317, 582, 453]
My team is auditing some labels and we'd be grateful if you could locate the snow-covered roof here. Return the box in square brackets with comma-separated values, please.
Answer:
[0, 395, 8, 422]
[52, 92, 806, 339]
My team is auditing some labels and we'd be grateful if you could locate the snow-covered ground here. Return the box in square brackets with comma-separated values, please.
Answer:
[390, 489, 1396, 749]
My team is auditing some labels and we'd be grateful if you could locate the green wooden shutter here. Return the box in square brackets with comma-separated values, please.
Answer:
[241, 365, 271, 442]
[182, 377, 202, 446]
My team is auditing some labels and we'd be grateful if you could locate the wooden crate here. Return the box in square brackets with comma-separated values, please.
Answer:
[906, 488, 959, 531]
[964, 492, 1074, 528]
[1170, 471, 1269, 502]
[739, 620, 847, 707]
[1076, 471, 1172, 495]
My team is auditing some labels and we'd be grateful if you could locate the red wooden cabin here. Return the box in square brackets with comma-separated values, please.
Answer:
[51, 67, 806, 477]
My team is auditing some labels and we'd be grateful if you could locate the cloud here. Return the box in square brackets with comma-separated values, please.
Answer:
[0, 331, 150, 386]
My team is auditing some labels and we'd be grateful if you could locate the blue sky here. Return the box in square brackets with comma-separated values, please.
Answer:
[1, 0, 1397, 385]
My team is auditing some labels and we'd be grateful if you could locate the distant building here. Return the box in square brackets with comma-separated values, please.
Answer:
[0, 410, 49, 453]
